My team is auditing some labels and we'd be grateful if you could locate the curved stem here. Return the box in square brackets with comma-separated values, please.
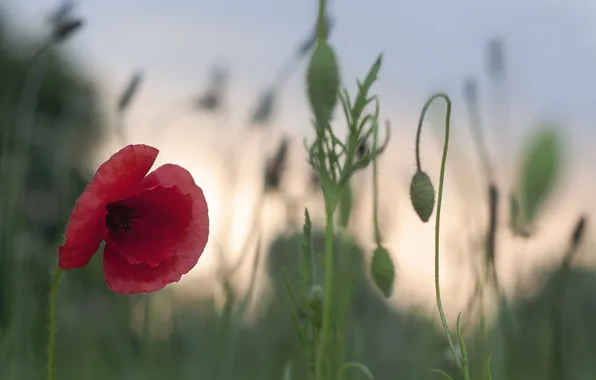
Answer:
[414, 100, 426, 172]
[47, 267, 62, 380]
[417, 93, 469, 378]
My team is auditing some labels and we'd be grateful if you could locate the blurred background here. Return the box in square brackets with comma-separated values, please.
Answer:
[2, 0, 596, 379]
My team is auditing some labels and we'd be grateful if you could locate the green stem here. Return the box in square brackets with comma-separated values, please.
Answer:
[47, 267, 62, 380]
[371, 119, 382, 246]
[142, 293, 152, 372]
[315, 205, 336, 380]
[416, 93, 469, 379]
[316, 0, 327, 42]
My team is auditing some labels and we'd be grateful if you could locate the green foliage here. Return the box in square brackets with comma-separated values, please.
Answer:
[0, 11, 105, 379]
[518, 127, 562, 225]
[266, 230, 449, 380]
[476, 267, 596, 380]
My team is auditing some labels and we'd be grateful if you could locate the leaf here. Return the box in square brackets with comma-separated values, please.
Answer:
[485, 355, 493, 380]
[283, 360, 293, 380]
[338, 362, 374, 380]
[351, 55, 382, 124]
[518, 127, 562, 225]
[430, 369, 455, 380]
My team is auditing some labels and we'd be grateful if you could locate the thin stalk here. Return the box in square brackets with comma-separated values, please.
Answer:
[46, 267, 62, 380]
[141, 293, 152, 378]
[2, 42, 50, 263]
[371, 119, 382, 246]
[219, 195, 265, 380]
[315, 205, 336, 380]
[416, 93, 470, 380]
[548, 216, 586, 380]
[316, 0, 327, 43]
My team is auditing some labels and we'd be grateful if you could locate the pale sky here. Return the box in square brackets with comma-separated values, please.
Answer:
[5, 0, 596, 315]
[7, 0, 596, 145]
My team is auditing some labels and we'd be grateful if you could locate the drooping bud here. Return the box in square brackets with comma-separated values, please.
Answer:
[306, 42, 340, 127]
[409, 170, 435, 222]
[370, 246, 395, 298]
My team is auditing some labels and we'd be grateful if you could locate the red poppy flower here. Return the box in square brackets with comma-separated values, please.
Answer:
[58, 144, 209, 294]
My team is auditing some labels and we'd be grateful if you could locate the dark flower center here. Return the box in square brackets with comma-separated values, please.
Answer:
[106, 203, 138, 233]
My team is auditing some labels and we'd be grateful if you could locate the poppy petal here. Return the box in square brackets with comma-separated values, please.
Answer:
[104, 185, 193, 267]
[103, 164, 209, 293]
[58, 144, 159, 270]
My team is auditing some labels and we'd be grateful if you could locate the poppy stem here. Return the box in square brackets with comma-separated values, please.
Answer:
[46, 267, 62, 380]
[417, 93, 471, 379]
[315, 205, 335, 380]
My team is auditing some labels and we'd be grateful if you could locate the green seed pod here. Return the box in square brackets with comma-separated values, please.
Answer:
[410, 170, 435, 223]
[306, 42, 340, 126]
[371, 246, 395, 298]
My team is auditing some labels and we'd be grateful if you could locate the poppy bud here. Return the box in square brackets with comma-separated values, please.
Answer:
[371, 246, 395, 298]
[306, 42, 340, 127]
[410, 170, 435, 223]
